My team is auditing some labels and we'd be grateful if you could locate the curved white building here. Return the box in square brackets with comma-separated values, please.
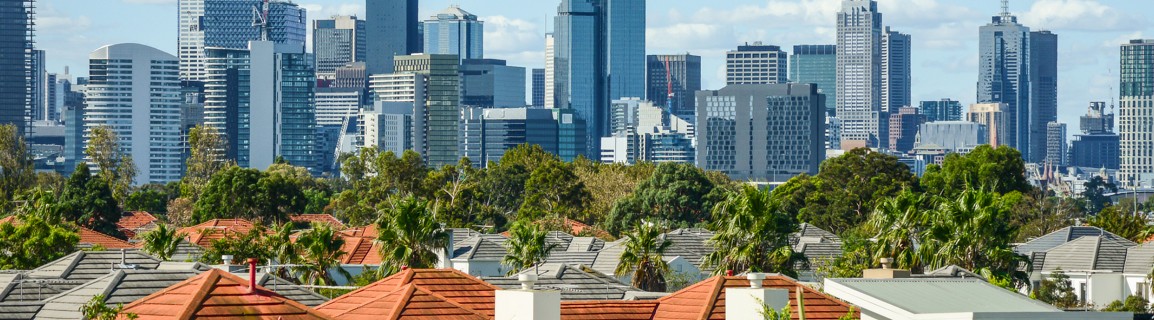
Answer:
[86, 43, 183, 184]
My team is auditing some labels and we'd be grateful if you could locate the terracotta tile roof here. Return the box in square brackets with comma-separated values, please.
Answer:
[292, 214, 346, 229]
[318, 269, 501, 317]
[177, 219, 259, 248]
[116, 211, 158, 238]
[0, 216, 16, 225]
[320, 284, 489, 320]
[651, 275, 858, 320]
[340, 236, 383, 265]
[77, 227, 135, 249]
[561, 300, 660, 320]
[340, 225, 379, 239]
[119, 268, 333, 319]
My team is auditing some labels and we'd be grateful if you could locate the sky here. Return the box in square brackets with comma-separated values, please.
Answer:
[34, 0, 1154, 136]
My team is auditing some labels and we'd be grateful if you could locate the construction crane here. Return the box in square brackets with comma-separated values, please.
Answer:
[252, 0, 271, 41]
[663, 57, 674, 115]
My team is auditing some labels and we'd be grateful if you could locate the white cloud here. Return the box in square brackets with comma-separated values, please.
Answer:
[122, 0, 175, 4]
[482, 16, 543, 57]
[1020, 0, 1146, 32]
[646, 23, 736, 51]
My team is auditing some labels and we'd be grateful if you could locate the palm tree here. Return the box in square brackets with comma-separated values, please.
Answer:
[140, 224, 186, 261]
[615, 221, 672, 292]
[703, 186, 801, 277]
[296, 223, 351, 286]
[376, 196, 448, 276]
[502, 221, 558, 275]
[919, 189, 1026, 285]
[868, 190, 928, 272]
[265, 222, 298, 279]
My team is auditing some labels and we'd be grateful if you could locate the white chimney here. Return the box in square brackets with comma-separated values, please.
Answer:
[726, 273, 790, 320]
[496, 274, 560, 320]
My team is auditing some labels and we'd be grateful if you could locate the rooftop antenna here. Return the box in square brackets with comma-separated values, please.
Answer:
[1000, 0, 1011, 18]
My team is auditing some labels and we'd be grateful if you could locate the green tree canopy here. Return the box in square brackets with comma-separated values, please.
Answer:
[85, 126, 136, 202]
[0, 215, 79, 269]
[616, 220, 672, 292]
[703, 186, 802, 277]
[1035, 269, 1080, 309]
[607, 162, 720, 235]
[191, 166, 306, 224]
[1081, 176, 1118, 215]
[331, 149, 429, 225]
[59, 164, 123, 238]
[1089, 203, 1150, 243]
[0, 124, 34, 211]
[520, 160, 590, 220]
[140, 224, 185, 261]
[295, 223, 351, 286]
[920, 145, 1032, 197]
[376, 196, 449, 276]
[182, 125, 229, 200]
[199, 226, 270, 264]
[502, 220, 558, 275]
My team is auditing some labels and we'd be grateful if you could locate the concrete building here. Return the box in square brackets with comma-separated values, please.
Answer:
[1120, 39, 1154, 186]
[315, 87, 365, 127]
[331, 62, 368, 89]
[394, 54, 460, 167]
[887, 107, 925, 154]
[1045, 122, 1067, 167]
[62, 77, 86, 176]
[312, 15, 366, 79]
[1072, 102, 1119, 169]
[0, 0, 33, 135]
[647, 54, 701, 120]
[790, 45, 837, 115]
[603, 99, 695, 165]
[1031, 30, 1059, 163]
[422, 6, 483, 63]
[881, 27, 911, 115]
[919, 99, 963, 122]
[366, 0, 419, 75]
[178, 0, 307, 81]
[836, 0, 884, 148]
[696, 84, 825, 181]
[532, 68, 545, 107]
[86, 44, 183, 184]
[916, 121, 988, 154]
[29, 50, 44, 122]
[544, 33, 555, 109]
[460, 59, 526, 108]
[968, 103, 1009, 148]
[726, 42, 787, 85]
[978, 4, 1031, 157]
[365, 73, 426, 154]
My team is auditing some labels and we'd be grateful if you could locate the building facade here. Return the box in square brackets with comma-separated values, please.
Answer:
[1071, 102, 1119, 170]
[365, 73, 426, 154]
[836, 0, 883, 148]
[394, 54, 460, 167]
[917, 121, 988, 153]
[1031, 30, 1059, 164]
[0, 0, 33, 135]
[1045, 122, 1067, 167]
[647, 54, 702, 120]
[920, 99, 963, 122]
[790, 45, 837, 115]
[366, 0, 419, 75]
[605, 0, 646, 101]
[532, 68, 545, 107]
[602, 99, 694, 165]
[881, 27, 911, 114]
[422, 6, 483, 62]
[888, 107, 925, 154]
[460, 107, 560, 165]
[86, 44, 183, 184]
[178, 0, 307, 81]
[460, 59, 526, 108]
[1119, 39, 1154, 185]
[554, 0, 607, 158]
[726, 42, 787, 85]
[313, 15, 366, 79]
[977, 5, 1030, 156]
[696, 84, 825, 181]
[968, 103, 1009, 148]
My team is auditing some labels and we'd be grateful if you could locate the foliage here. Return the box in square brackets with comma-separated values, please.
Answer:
[1035, 269, 1080, 309]
[868, 191, 930, 271]
[1101, 296, 1150, 313]
[607, 162, 720, 235]
[0, 215, 79, 269]
[124, 183, 177, 214]
[920, 145, 1031, 197]
[0, 124, 34, 212]
[758, 304, 792, 320]
[183, 125, 229, 200]
[704, 186, 802, 277]
[503, 220, 558, 275]
[85, 126, 136, 202]
[199, 226, 270, 264]
[520, 160, 591, 220]
[375, 196, 448, 276]
[1082, 176, 1118, 215]
[1089, 204, 1151, 243]
[80, 294, 137, 320]
[1012, 191, 1080, 243]
[775, 148, 918, 235]
[140, 224, 185, 261]
[615, 221, 672, 292]
[572, 160, 654, 226]
[332, 149, 428, 226]
[165, 197, 195, 227]
[59, 164, 123, 238]
[191, 166, 306, 224]
[295, 223, 351, 286]
[815, 232, 875, 279]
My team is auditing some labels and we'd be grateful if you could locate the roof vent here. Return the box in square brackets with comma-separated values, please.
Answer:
[880, 257, 892, 269]
[747, 273, 766, 289]
[519, 274, 539, 290]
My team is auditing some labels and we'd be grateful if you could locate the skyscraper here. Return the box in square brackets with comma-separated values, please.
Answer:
[86, 44, 183, 184]
[395, 54, 461, 167]
[554, 0, 608, 157]
[881, 27, 911, 114]
[646, 54, 701, 119]
[726, 42, 787, 85]
[366, 0, 419, 75]
[1120, 39, 1154, 185]
[460, 107, 560, 165]
[313, 15, 366, 79]
[178, 0, 307, 81]
[1030, 30, 1059, 164]
[423, 6, 483, 63]
[544, 33, 556, 109]
[696, 84, 825, 181]
[790, 45, 837, 115]
[1071, 102, 1119, 170]
[532, 68, 546, 107]
[836, 0, 883, 149]
[977, 3, 1030, 156]
[460, 59, 526, 108]
[968, 103, 1009, 148]
[0, 0, 33, 135]
[887, 107, 924, 154]
[1044, 122, 1067, 167]
[605, 0, 645, 100]
[920, 99, 963, 122]
[366, 73, 427, 154]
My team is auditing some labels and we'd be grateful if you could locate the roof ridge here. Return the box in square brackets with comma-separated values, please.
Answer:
[413, 284, 493, 318]
[181, 269, 221, 320]
[698, 276, 726, 319]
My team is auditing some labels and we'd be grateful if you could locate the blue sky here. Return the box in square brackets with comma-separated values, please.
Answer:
[36, 0, 1154, 132]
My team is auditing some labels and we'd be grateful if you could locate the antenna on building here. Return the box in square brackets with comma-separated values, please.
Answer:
[1000, 0, 1011, 18]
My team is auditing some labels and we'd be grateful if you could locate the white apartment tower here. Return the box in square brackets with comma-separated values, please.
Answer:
[836, 0, 883, 149]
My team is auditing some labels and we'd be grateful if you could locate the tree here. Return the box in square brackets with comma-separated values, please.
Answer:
[502, 220, 558, 275]
[80, 294, 138, 320]
[573, 160, 654, 226]
[867, 191, 930, 271]
[59, 164, 122, 238]
[264, 222, 298, 279]
[183, 125, 228, 199]
[920, 145, 1032, 197]
[918, 190, 1026, 285]
[615, 221, 672, 292]
[295, 223, 351, 286]
[1035, 269, 1080, 309]
[0, 215, 79, 269]
[376, 196, 448, 275]
[124, 184, 173, 214]
[1081, 176, 1118, 215]
[520, 161, 590, 220]
[199, 227, 270, 264]
[607, 162, 720, 235]
[85, 126, 136, 202]
[1101, 296, 1150, 313]
[331, 149, 428, 226]
[775, 148, 918, 235]
[191, 166, 305, 224]
[1012, 191, 1080, 243]
[703, 186, 802, 277]
[139, 224, 185, 261]
[0, 124, 34, 211]
[1089, 204, 1150, 243]
[165, 197, 195, 227]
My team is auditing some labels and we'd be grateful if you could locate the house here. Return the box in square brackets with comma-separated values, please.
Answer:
[316, 268, 501, 318]
[1014, 226, 1135, 258]
[35, 269, 202, 320]
[1025, 235, 1135, 307]
[118, 268, 333, 319]
[588, 239, 703, 288]
[77, 227, 135, 249]
[483, 263, 647, 300]
[171, 219, 262, 262]
[115, 211, 158, 239]
[792, 223, 844, 282]
[452, 234, 513, 277]
[0, 250, 164, 320]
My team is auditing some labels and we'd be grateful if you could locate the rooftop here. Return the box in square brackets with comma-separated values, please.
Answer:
[825, 278, 1058, 314]
[119, 268, 333, 319]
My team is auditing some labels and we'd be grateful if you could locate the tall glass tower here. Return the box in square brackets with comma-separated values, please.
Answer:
[366, 0, 419, 75]
[313, 15, 365, 79]
[1030, 30, 1059, 164]
[605, 0, 645, 100]
[423, 6, 483, 63]
[555, 0, 607, 158]
[179, 0, 307, 81]
[836, 0, 883, 148]
[977, 4, 1030, 156]
[1120, 39, 1154, 186]
[790, 45, 837, 116]
[0, 0, 33, 136]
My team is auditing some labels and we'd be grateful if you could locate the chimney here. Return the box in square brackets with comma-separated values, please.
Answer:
[863, 258, 911, 279]
[496, 274, 560, 320]
[247, 258, 258, 294]
[726, 273, 790, 320]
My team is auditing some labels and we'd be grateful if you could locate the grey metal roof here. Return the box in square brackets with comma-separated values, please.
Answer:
[452, 235, 509, 261]
[1125, 242, 1154, 274]
[0, 302, 42, 320]
[590, 239, 627, 277]
[1014, 226, 1135, 256]
[1033, 236, 1135, 272]
[26, 250, 162, 281]
[256, 273, 330, 307]
[36, 269, 201, 320]
[482, 263, 641, 300]
[544, 251, 599, 266]
[169, 240, 206, 262]
[827, 278, 1059, 313]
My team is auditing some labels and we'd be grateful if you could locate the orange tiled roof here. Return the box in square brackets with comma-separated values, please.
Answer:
[78, 227, 135, 249]
[119, 268, 333, 319]
[340, 236, 383, 265]
[0, 216, 16, 225]
[340, 225, 379, 239]
[651, 275, 858, 320]
[318, 269, 501, 317]
[292, 214, 346, 229]
[178, 219, 259, 248]
[561, 300, 660, 320]
[117, 211, 158, 231]
[320, 283, 490, 320]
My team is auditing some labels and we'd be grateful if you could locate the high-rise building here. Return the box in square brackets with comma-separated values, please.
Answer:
[0, 0, 32, 136]
[313, 15, 366, 79]
[423, 6, 483, 63]
[178, 0, 307, 81]
[86, 44, 183, 184]
[920, 99, 963, 122]
[554, 0, 608, 157]
[29, 50, 44, 122]
[1030, 30, 1059, 164]
[366, 0, 419, 75]
[696, 84, 825, 181]
[62, 77, 86, 176]
[460, 59, 526, 108]
[968, 103, 1009, 148]
[43, 72, 61, 122]
[1072, 102, 1119, 169]
[977, 4, 1030, 156]
[366, 73, 426, 154]
[203, 41, 317, 172]
[331, 62, 368, 89]
[460, 107, 560, 164]
[888, 107, 925, 154]
[544, 33, 556, 109]
[532, 68, 546, 107]
[315, 87, 365, 127]
[552, 107, 588, 162]
[1045, 122, 1067, 167]
[916, 121, 988, 153]
[1120, 39, 1154, 185]
[394, 54, 460, 167]
[881, 27, 911, 114]
[836, 0, 883, 149]
[726, 42, 787, 85]
[790, 45, 837, 115]
[646, 54, 701, 119]
[605, 0, 645, 101]
[602, 99, 694, 165]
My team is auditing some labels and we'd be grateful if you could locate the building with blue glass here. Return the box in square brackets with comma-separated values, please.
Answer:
[605, 0, 645, 101]
[461, 59, 526, 108]
[366, 0, 419, 75]
[554, 0, 607, 158]
[647, 54, 701, 120]
[919, 99, 963, 122]
[0, 0, 33, 135]
[179, 0, 307, 81]
[423, 6, 483, 63]
[532, 68, 546, 107]
[790, 45, 837, 116]
[313, 15, 366, 79]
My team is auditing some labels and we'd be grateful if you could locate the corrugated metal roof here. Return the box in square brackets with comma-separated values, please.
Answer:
[826, 278, 1058, 314]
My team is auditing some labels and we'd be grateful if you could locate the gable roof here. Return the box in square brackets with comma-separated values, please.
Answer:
[317, 268, 502, 318]
[1014, 226, 1135, 256]
[36, 269, 201, 320]
[483, 263, 641, 301]
[661, 229, 714, 271]
[119, 268, 333, 319]
[452, 235, 509, 261]
[651, 275, 857, 320]
[340, 225, 379, 239]
[340, 236, 383, 265]
[26, 250, 162, 281]
[1125, 241, 1154, 274]
[319, 283, 490, 320]
[116, 211, 158, 238]
[561, 300, 660, 320]
[77, 227, 136, 249]
[178, 219, 259, 248]
[1032, 236, 1135, 272]
[292, 214, 346, 229]
[254, 273, 331, 308]
[0, 273, 89, 304]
